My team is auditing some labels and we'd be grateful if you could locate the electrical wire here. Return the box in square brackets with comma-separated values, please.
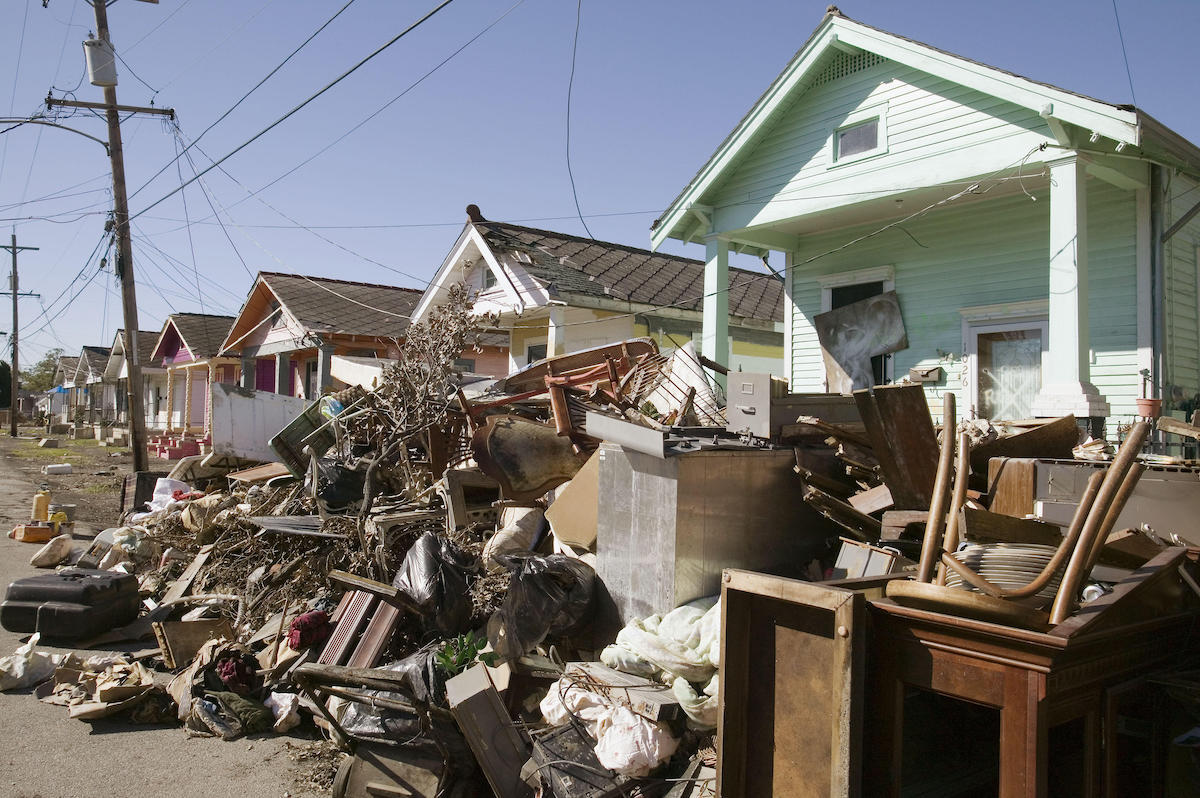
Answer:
[123, 0, 195, 54]
[141, 207, 660, 231]
[0, 0, 33, 188]
[128, 0, 360, 202]
[171, 130, 254, 279]
[111, 47, 161, 99]
[565, 0, 594, 239]
[233, 0, 527, 205]
[171, 132, 206, 314]
[19, 233, 109, 334]
[1111, 0, 1137, 106]
[157, 0, 280, 92]
[130, 0, 456, 221]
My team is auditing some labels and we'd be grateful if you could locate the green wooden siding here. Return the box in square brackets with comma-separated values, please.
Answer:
[708, 54, 1046, 216]
[789, 181, 1141, 418]
[1166, 174, 1200, 401]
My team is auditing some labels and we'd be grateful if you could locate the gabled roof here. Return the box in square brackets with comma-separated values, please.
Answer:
[651, 8, 1200, 248]
[74, 346, 112, 382]
[153, 313, 236, 362]
[106, 329, 163, 376]
[55, 356, 79, 385]
[222, 272, 422, 353]
[475, 219, 782, 323]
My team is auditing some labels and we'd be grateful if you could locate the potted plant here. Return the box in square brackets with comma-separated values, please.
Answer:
[1136, 369, 1162, 418]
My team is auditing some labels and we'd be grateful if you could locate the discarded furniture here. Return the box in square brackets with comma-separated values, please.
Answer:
[594, 442, 834, 627]
[989, 455, 1200, 546]
[724, 373, 859, 440]
[718, 548, 1200, 797]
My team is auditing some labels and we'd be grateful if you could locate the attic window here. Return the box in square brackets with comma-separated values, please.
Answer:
[832, 104, 888, 165]
[482, 267, 497, 290]
[837, 118, 877, 157]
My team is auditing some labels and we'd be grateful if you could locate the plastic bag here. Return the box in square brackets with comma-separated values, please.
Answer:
[395, 532, 475, 636]
[481, 507, 544, 572]
[594, 705, 678, 777]
[339, 645, 445, 741]
[488, 554, 595, 659]
[264, 691, 301, 732]
[0, 633, 57, 691]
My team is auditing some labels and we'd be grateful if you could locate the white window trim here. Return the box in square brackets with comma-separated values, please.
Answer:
[962, 312, 1050, 419]
[816, 264, 896, 386]
[830, 102, 889, 167]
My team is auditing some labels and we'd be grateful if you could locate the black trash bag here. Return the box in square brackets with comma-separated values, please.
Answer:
[311, 457, 365, 511]
[488, 554, 596, 659]
[395, 532, 476, 637]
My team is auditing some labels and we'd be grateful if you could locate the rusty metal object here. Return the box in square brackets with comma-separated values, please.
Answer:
[499, 338, 657, 394]
[470, 415, 587, 501]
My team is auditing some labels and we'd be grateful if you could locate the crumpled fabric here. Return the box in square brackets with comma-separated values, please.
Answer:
[286, 610, 331, 651]
[539, 676, 677, 777]
[214, 652, 257, 695]
[211, 691, 272, 734]
[600, 596, 721, 727]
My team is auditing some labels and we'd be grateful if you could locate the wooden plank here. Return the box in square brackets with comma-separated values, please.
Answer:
[880, 510, 927, 541]
[801, 482, 879, 542]
[1156, 415, 1200, 441]
[987, 457, 1038, 518]
[959, 507, 1064, 547]
[446, 664, 534, 798]
[161, 544, 214, 605]
[847, 484, 893, 515]
[854, 385, 939, 509]
[781, 416, 873, 449]
[318, 591, 377, 666]
[225, 461, 291, 483]
[971, 415, 1079, 475]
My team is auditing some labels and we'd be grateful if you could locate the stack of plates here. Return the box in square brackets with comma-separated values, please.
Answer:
[944, 543, 1061, 605]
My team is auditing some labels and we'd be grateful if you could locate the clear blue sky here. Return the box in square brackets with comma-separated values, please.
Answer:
[2, 0, 1197, 369]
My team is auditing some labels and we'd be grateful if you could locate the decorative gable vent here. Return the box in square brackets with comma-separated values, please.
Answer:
[808, 51, 886, 90]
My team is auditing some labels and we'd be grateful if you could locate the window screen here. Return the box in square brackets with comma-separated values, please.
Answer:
[526, 344, 547, 363]
[837, 118, 879, 159]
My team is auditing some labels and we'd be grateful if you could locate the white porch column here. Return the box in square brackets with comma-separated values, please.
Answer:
[1032, 154, 1109, 418]
[274, 353, 291, 395]
[702, 236, 730, 390]
[547, 305, 566, 357]
[315, 345, 334, 395]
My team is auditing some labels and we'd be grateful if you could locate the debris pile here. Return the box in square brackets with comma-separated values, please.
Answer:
[7, 295, 1200, 794]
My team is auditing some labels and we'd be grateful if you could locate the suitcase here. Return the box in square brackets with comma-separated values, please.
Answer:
[1, 569, 140, 639]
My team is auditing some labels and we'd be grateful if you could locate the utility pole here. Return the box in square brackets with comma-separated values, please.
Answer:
[0, 234, 40, 437]
[47, 1, 173, 472]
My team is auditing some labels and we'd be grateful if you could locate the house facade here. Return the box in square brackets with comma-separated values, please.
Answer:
[412, 205, 785, 378]
[44, 355, 78, 423]
[651, 9, 1200, 425]
[150, 313, 239, 438]
[70, 346, 111, 425]
[102, 329, 168, 431]
[220, 272, 428, 398]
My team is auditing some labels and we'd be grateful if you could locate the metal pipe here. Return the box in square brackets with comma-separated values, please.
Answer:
[1082, 462, 1147, 574]
[1050, 421, 1150, 624]
[936, 431, 972, 586]
[917, 392, 956, 583]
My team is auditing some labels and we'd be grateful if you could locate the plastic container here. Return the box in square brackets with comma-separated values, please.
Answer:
[32, 490, 50, 522]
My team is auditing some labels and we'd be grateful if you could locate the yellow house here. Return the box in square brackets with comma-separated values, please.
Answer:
[411, 205, 784, 378]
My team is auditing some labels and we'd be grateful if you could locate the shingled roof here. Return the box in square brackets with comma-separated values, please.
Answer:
[56, 356, 79, 384]
[168, 313, 237, 359]
[111, 329, 164, 369]
[259, 272, 423, 337]
[472, 218, 783, 324]
[76, 346, 112, 380]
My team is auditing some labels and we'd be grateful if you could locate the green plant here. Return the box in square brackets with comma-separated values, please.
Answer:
[435, 630, 498, 677]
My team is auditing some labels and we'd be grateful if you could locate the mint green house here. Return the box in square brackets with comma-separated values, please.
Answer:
[652, 9, 1200, 427]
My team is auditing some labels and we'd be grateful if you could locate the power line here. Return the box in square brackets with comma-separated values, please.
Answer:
[565, 0, 593, 239]
[1111, 0, 1137, 106]
[123, 0, 195, 54]
[171, 131, 206, 314]
[171, 128, 254, 279]
[0, 0, 33, 188]
[229, 0, 527, 205]
[128, 0, 360, 202]
[131, 0, 457, 222]
[157, 0, 281, 92]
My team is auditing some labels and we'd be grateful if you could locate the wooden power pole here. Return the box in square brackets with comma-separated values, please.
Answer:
[48, 0, 174, 472]
[0, 234, 40, 437]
